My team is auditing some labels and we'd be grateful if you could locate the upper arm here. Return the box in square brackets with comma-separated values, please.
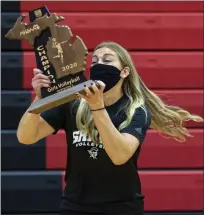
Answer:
[37, 105, 66, 141]
[35, 117, 56, 142]
[121, 132, 140, 154]
[120, 107, 151, 144]
[114, 107, 151, 164]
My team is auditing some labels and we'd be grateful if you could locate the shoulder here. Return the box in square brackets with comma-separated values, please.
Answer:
[133, 106, 151, 126]
[120, 105, 151, 144]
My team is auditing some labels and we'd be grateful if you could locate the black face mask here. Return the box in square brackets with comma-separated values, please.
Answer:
[90, 64, 121, 92]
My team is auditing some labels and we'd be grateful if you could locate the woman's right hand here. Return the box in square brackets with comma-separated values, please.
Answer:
[32, 68, 51, 99]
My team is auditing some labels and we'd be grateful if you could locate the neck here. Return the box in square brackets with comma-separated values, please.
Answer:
[103, 80, 124, 107]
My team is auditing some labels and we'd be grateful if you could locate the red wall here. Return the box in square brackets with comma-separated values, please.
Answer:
[23, 1, 204, 211]
[3, 1, 203, 213]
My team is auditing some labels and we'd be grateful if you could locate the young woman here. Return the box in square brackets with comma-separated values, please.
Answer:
[17, 42, 203, 215]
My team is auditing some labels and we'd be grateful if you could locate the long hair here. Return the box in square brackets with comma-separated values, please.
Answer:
[75, 42, 203, 143]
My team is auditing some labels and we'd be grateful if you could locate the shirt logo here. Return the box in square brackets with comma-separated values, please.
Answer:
[87, 147, 98, 159]
[72, 131, 104, 159]
[135, 127, 142, 135]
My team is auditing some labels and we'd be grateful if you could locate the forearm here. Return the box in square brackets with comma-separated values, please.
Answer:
[92, 110, 130, 164]
[17, 96, 41, 144]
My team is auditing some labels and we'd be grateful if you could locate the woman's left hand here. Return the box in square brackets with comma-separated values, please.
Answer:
[76, 81, 106, 110]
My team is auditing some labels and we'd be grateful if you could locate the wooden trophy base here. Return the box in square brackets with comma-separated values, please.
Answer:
[28, 80, 95, 114]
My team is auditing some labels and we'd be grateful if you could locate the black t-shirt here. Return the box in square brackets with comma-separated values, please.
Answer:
[41, 95, 151, 213]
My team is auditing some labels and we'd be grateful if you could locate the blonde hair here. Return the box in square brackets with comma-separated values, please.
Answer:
[75, 42, 203, 143]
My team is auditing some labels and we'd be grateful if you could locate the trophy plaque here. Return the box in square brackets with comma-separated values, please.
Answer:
[5, 6, 95, 114]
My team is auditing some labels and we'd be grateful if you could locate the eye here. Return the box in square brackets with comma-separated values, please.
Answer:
[104, 59, 111, 63]
[91, 61, 97, 65]
[91, 56, 98, 65]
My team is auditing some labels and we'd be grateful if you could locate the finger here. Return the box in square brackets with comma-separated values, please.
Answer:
[33, 68, 43, 76]
[90, 84, 99, 93]
[85, 87, 93, 96]
[34, 73, 50, 80]
[95, 80, 106, 92]
[32, 82, 50, 90]
[34, 83, 50, 89]
[41, 84, 50, 88]
[33, 73, 50, 81]
[33, 79, 51, 85]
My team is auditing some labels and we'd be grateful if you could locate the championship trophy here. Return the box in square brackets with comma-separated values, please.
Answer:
[5, 6, 95, 114]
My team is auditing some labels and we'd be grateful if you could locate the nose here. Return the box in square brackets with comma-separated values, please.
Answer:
[98, 59, 104, 64]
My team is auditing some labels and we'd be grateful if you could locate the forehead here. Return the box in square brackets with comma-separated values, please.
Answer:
[93, 47, 117, 58]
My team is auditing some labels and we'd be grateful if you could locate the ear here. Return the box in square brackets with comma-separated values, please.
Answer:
[120, 67, 130, 79]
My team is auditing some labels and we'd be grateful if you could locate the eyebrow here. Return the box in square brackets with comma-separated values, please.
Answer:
[92, 53, 115, 59]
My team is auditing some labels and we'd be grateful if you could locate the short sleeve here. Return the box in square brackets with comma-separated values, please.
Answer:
[120, 107, 151, 144]
[40, 105, 65, 134]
